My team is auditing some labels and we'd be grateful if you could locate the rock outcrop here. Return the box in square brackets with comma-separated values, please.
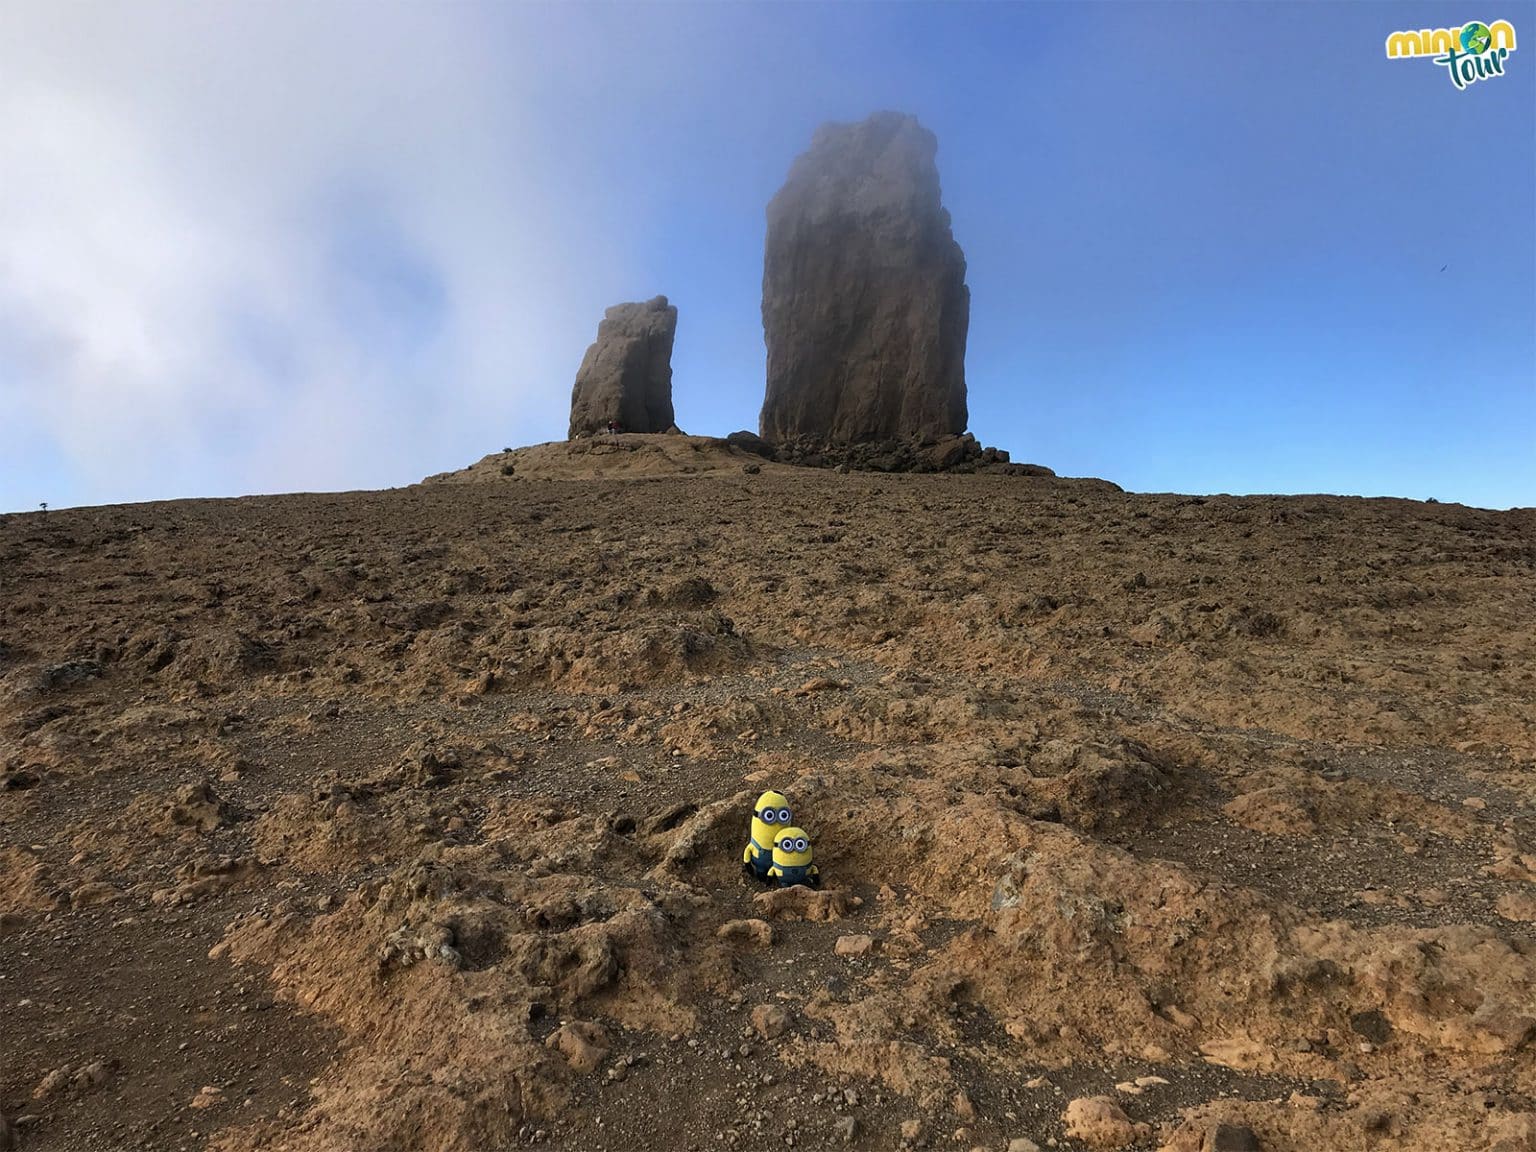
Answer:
[769, 432, 1015, 474]
[760, 112, 969, 446]
[568, 296, 678, 438]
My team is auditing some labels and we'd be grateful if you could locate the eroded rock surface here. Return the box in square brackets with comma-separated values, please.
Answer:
[760, 111, 969, 446]
[569, 296, 678, 437]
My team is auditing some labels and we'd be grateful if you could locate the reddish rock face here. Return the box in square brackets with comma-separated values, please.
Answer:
[568, 296, 677, 438]
[760, 111, 969, 446]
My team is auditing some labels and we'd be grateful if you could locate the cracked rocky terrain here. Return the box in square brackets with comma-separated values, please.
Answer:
[3, 456, 1534, 1152]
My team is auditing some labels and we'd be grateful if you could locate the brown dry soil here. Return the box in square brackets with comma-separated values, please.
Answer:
[425, 434, 780, 483]
[3, 457, 1535, 1152]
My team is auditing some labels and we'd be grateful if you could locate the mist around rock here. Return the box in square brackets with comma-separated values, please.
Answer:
[564, 112, 990, 473]
[760, 111, 969, 448]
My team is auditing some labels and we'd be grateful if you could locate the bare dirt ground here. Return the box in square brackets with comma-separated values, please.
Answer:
[3, 459, 1534, 1152]
[425, 433, 780, 483]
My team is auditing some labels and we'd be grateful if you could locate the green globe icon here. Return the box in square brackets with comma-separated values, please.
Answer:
[1461, 22, 1492, 53]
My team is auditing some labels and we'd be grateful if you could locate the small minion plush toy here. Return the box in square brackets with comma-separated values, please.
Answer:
[743, 790, 792, 880]
[768, 826, 818, 888]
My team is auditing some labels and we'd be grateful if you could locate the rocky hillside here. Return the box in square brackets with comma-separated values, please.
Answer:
[2, 468, 1534, 1152]
[424, 434, 777, 484]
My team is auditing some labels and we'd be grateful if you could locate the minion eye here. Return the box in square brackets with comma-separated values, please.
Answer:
[777, 808, 791, 823]
[795, 837, 808, 853]
[760, 809, 777, 824]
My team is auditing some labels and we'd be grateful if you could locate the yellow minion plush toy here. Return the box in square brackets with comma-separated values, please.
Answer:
[768, 826, 818, 888]
[743, 790, 792, 880]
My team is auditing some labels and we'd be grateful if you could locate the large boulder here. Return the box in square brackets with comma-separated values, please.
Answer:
[760, 112, 969, 446]
[725, 430, 775, 460]
[568, 296, 678, 437]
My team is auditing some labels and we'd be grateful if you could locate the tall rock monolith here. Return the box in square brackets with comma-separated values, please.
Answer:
[760, 112, 968, 446]
[568, 296, 678, 437]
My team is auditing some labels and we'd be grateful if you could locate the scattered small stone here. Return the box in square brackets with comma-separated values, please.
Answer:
[71, 1061, 109, 1091]
[1353, 1099, 1393, 1133]
[1062, 1097, 1150, 1149]
[32, 1066, 70, 1100]
[1207, 1123, 1262, 1151]
[900, 1118, 922, 1142]
[952, 1090, 976, 1120]
[1462, 796, 1487, 811]
[545, 1021, 610, 1074]
[1007, 1139, 1041, 1152]
[835, 934, 874, 958]
[1133, 1076, 1169, 1088]
[1114, 1081, 1143, 1095]
[1164, 1005, 1200, 1031]
[1496, 890, 1536, 923]
[792, 676, 840, 695]
[752, 1004, 789, 1041]
[712, 921, 774, 946]
[833, 1116, 858, 1143]
[190, 1085, 224, 1110]
[754, 886, 853, 922]
[69, 882, 121, 908]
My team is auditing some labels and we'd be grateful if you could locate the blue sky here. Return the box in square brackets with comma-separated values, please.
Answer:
[1, 1, 1532, 511]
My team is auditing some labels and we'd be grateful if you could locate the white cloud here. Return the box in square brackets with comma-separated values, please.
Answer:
[0, 0, 638, 507]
